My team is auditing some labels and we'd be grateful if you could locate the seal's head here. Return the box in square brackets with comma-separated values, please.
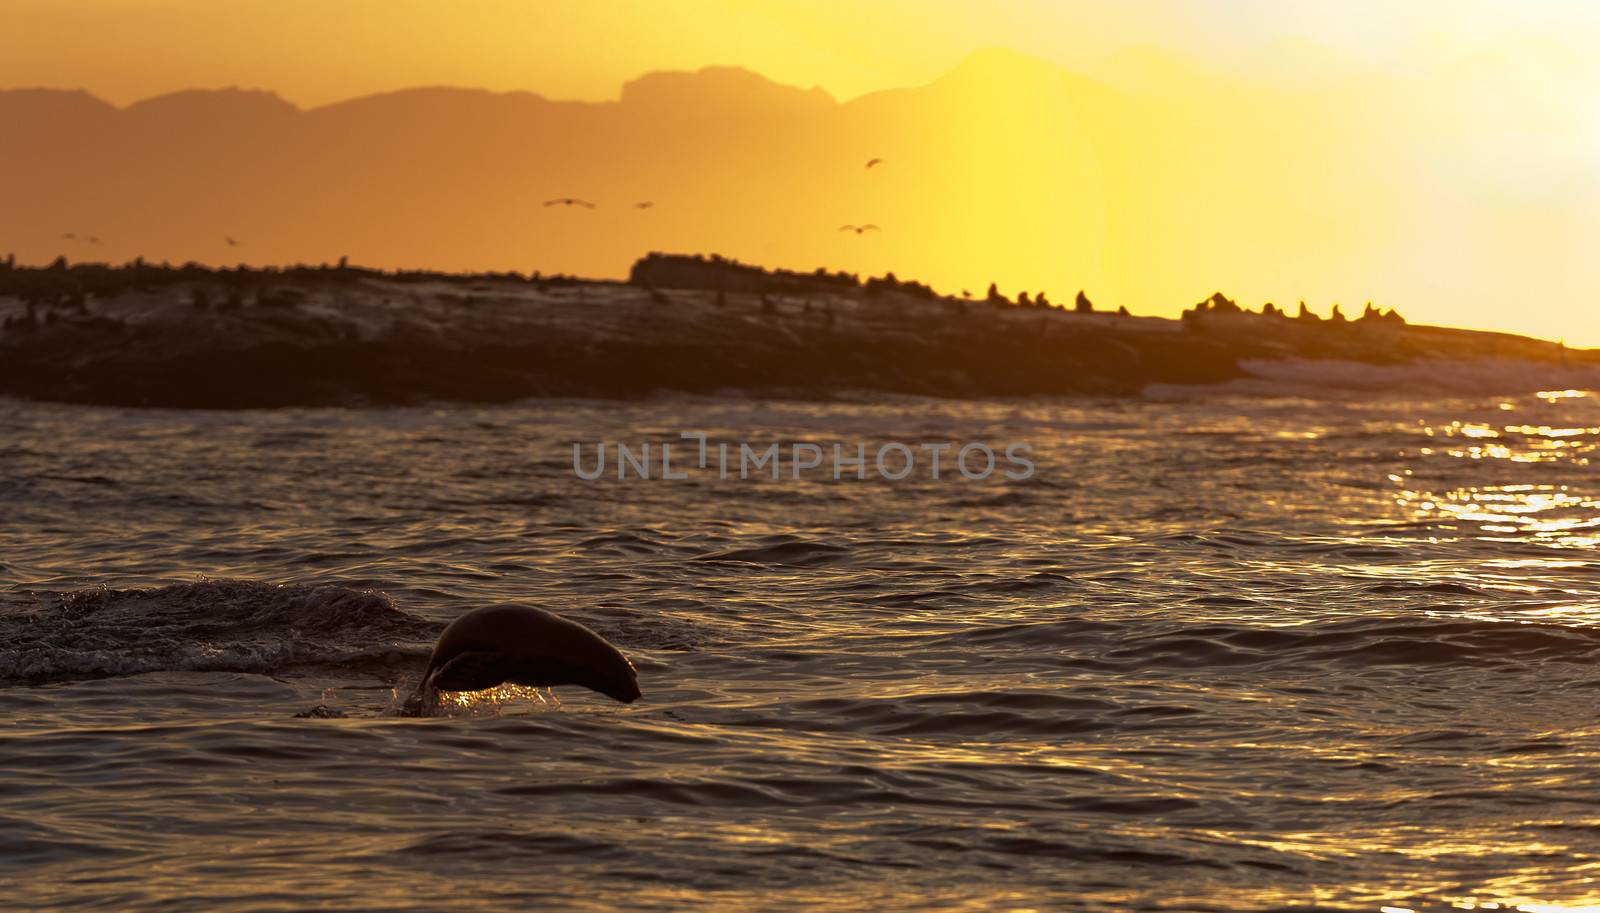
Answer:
[584, 655, 641, 704]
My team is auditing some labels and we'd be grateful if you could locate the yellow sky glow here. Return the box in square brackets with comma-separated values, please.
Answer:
[3, 0, 1598, 343]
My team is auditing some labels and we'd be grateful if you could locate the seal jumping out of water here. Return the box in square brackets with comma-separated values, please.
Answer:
[403, 605, 640, 715]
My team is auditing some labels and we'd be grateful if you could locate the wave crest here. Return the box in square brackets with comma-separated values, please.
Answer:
[0, 579, 436, 683]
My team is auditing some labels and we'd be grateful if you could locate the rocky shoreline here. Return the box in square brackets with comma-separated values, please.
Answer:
[0, 255, 1590, 408]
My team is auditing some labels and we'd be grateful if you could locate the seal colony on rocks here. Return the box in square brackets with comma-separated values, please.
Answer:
[4, 254, 1591, 409]
[402, 604, 640, 716]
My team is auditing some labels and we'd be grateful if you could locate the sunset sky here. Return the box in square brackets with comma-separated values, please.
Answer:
[4, 0, 1598, 343]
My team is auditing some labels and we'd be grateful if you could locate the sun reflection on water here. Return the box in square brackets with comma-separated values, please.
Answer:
[437, 683, 558, 715]
[20, 393, 1600, 912]
[384, 682, 560, 717]
[1399, 392, 1600, 553]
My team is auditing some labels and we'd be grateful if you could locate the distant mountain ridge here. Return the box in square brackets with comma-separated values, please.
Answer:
[0, 48, 1588, 344]
[0, 52, 1116, 321]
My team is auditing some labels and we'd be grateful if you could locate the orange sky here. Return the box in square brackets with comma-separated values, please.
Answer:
[3, 0, 1599, 344]
[14, 1, 1600, 108]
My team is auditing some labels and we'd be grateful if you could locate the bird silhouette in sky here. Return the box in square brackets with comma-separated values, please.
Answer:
[225, 236, 240, 247]
[61, 232, 78, 241]
[865, 158, 882, 169]
[86, 236, 101, 245]
[635, 201, 654, 209]
[544, 198, 596, 208]
[839, 224, 879, 235]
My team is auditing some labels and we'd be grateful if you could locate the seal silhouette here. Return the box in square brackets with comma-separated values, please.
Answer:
[404, 604, 640, 715]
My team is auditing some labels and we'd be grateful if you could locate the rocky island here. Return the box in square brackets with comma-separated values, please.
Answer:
[0, 253, 1591, 408]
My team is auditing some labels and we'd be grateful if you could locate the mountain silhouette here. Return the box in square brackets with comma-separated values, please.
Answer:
[0, 54, 1109, 296]
[619, 66, 834, 116]
[122, 87, 299, 123]
[0, 47, 1587, 340]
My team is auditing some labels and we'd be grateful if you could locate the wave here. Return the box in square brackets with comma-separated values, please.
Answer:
[394, 829, 622, 861]
[695, 538, 853, 567]
[918, 613, 1600, 674]
[1149, 357, 1600, 398]
[0, 579, 436, 684]
[0, 815, 132, 865]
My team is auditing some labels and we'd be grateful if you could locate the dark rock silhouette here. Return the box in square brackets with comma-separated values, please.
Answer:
[0, 254, 1577, 408]
[1075, 290, 1093, 313]
[630, 252, 858, 294]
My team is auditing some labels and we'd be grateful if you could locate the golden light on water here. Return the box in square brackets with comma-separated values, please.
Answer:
[1414, 418, 1598, 465]
[1399, 483, 1600, 549]
[385, 683, 560, 716]
[1399, 396, 1600, 550]
[437, 684, 558, 714]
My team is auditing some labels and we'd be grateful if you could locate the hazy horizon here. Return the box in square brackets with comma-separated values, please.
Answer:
[5, 1, 1598, 345]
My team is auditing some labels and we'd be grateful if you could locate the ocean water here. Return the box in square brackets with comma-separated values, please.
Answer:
[5, 391, 1600, 912]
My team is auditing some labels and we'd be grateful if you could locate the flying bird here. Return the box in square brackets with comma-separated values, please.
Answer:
[635, 201, 654, 210]
[61, 233, 78, 241]
[865, 158, 883, 169]
[544, 198, 596, 208]
[86, 236, 102, 245]
[839, 224, 879, 235]
[224, 236, 239, 247]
